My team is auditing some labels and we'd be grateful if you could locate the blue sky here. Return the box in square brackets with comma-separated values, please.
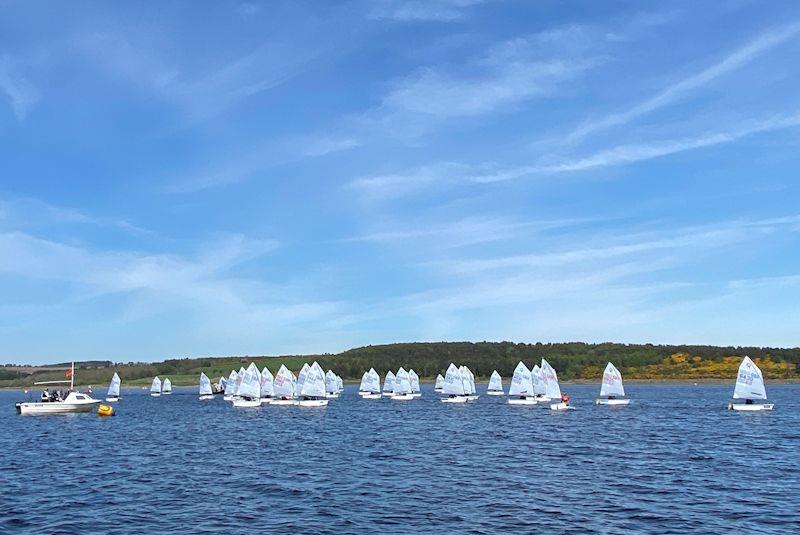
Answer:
[1, 1, 799, 363]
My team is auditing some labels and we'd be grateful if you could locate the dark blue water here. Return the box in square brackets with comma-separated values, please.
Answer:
[1, 383, 798, 534]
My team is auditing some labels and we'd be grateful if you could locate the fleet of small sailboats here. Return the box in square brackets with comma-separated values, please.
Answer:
[596, 362, 630, 405]
[728, 356, 774, 411]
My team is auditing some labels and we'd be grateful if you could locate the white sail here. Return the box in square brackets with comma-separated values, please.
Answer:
[459, 366, 476, 395]
[199, 372, 212, 395]
[361, 369, 380, 393]
[600, 362, 625, 398]
[733, 356, 767, 400]
[150, 376, 161, 394]
[409, 369, 421, 393]
[394, 367, 412, 394]
[238, 363, 261, 399]
[224, 370, 238, 395]
[541, 359, 561, 400]
[443, 363, 467, 395]
[383, 371, 396, 394]
[325, 370, 338, 393]
[531, 365, 545, 395]
[162, 377, 172, 393]
[508, 362, 532, 396]
[296, 363, 310, 392]
[260, 367, 274, 397]
[359, 372, 369, 391]
[487, 370, 502, 393]
[337, 376, 344, 392]
[434, 374, 444, 390]
[218, 377, 227, 390]
[107, 372, 121, 397]
[300, 362, 326, 398]
[273, 365, 295, 398]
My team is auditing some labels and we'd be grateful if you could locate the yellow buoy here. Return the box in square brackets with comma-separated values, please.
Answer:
[97, 404, 115, 416]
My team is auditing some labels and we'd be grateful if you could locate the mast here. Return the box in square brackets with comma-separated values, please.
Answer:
[70, 362, 75, 391]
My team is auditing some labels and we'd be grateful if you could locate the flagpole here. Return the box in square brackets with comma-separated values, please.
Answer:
[70, 362, 74, 391]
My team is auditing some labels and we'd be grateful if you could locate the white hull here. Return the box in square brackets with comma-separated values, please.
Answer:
[508, 397, 537, 405]
[434, 388, 443, 393]
[411, 393, 422, 398]
[324, 393, 339, 399]
[729, 403, 774, 411]
[360, 393, 382, 399]
[550, 402, 574, 411]
[465, 395, 479, 401]
[487, 391, 504, 396]
[199, 394, 215, 400]
[390, 393, 414, 400]
[260, 398, 273, 405]
[298, 399, 329, 407]
[441, 396, 468, 403]
[233, 398, 261, 408]
[150, 393, 161, 397]
[596, 398, 631, 405]
[162, 391, 172, 395]
[105, 396, 120, 402]
[535, 396, 551, 402]
[17, 399, 100, 415]
[223, 395, 234, 401]
[271, 398, 298, 406]
[382, 391, 393, 397]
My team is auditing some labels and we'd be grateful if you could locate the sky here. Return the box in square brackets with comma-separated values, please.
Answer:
[1, 1, 799, 364]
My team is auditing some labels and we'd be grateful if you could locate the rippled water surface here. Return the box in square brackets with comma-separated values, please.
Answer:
[2, 383, 799, 534]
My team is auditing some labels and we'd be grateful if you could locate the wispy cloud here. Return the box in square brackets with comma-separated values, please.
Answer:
[367, 0, 488, 22]
[472, 113, 800, 182]
[0, 196, 151, 235]
[0, 55, 39, 120]
[345, 162, 469, 201]
[567, 21, 800, 141]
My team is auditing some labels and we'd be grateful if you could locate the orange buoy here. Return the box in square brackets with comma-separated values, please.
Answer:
[97, 404, 115, 416]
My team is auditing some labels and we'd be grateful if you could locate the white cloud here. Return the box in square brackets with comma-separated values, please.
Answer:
[567, 21, 800, 141]
[0, 55, 39, 120]
[346, 162, 469, 200]
[368, 0, 487, 22]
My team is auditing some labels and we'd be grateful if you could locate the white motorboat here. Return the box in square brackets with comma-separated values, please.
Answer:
[596, 362, 630, 406]
[16, 363, 101, 415]
[728, 356, 774, 411]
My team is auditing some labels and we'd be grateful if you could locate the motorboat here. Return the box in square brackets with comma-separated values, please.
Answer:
[15, 363, 101, 415]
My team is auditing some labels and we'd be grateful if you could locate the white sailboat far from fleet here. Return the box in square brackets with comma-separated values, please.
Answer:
[390, 367, 415, 400]
[383, 371, 396, 397]
[233, 363, 262, 408]
[298, 362, 328, 407]
[162, 377, 172, 395]
[728, 356, 774, 411]
[260, 367, 274, 404]
[223, 370, 238, 401]
[199, 372, 215, 400]
[434, 374, 444, 393]
[596, 362, 630, 405]
[359, 368, 382, 399]
[507, 362, 536, 405]
[441, 363, 469, 403]
[542, 359, 572, 410]
[150, 376, 162, 397]
[409, 369, 422, 398]
[325, 370, 340, 399]
[15, 362, 102, 415]
[106, 372, 121, 402]
[272, 364, 298, 405]
[487, 370, 503, 396]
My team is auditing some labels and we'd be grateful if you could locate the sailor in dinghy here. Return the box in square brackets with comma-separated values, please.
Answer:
[596, 362, 630, 405]
[487, 370, 504, 396]
[298, 362, 328, 407]
[271, 364, 298, 405]
[507, 362, 536, 405]
[233, 363, 261, 408]
[728, 356, 774, 411]
[199, 372, 215, 400]
[106, 372, 121, 402]
[441, 363, 469, 403]
[542, 359, 573, 410]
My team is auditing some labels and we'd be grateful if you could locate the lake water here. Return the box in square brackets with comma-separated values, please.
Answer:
[1, 383, 798, 534]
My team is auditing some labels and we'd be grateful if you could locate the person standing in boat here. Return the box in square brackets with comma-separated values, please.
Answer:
[561, 392, 570, 406]
[41, 389, 50, 402]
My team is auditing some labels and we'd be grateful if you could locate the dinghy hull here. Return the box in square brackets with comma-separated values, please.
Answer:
[390, 393, 415, 400]
[150, 393, 160, 397]
[270, 399, 298, 406]
[260, 398, 273, 405]
[298, 399, 328, 407]
[223, 395, 233, 401]
[728, 403, 774, 411]
[550, 402, 574, 411]
[198, 395, 215, 400]
[105, 397, 120, 403]
[508, 397, 537, 405]
[360, 393, 382, 399]
[233, 399, 261, 408]
[465, 395, 479, 401]
[324, 393, 339, 399]
[441, 396, 468, 403]
[487, 391, 504, 396]
[411, 393, 422, 398]
[596, 398, 630, 405]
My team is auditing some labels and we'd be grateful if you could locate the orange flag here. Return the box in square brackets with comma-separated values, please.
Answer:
[65, 368, 73, 378]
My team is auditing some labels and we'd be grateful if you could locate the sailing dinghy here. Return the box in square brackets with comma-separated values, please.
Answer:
[150, 376, 162, 397]
[383, 371, 396, 397]
[260, 367, 274, 404]
[532, 365, 548, 402]
[223, 370, 238, 401]
[272, 365, 298, 405]
[325, 370, 340, 399]
[233, 363, 261, 407]
[441, 363, 468, 403]
[162, 378, 172, 395]
[106, 372, 121, 402]
[409, 369, 422, 398]
[507, 362, 536, 405]
[199, 372, 214, 400]
[390, 368, 414, 400]
[460, 366, 479, 401]
[487, 370, 503, 396]
[728, 356, 774, 411]
[542, 359, 572, 410]
[434, 374, 445, 393]
[596, 362, 630, 405]
[360, 368, 382, 398]
[298, 362, 328, 407]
